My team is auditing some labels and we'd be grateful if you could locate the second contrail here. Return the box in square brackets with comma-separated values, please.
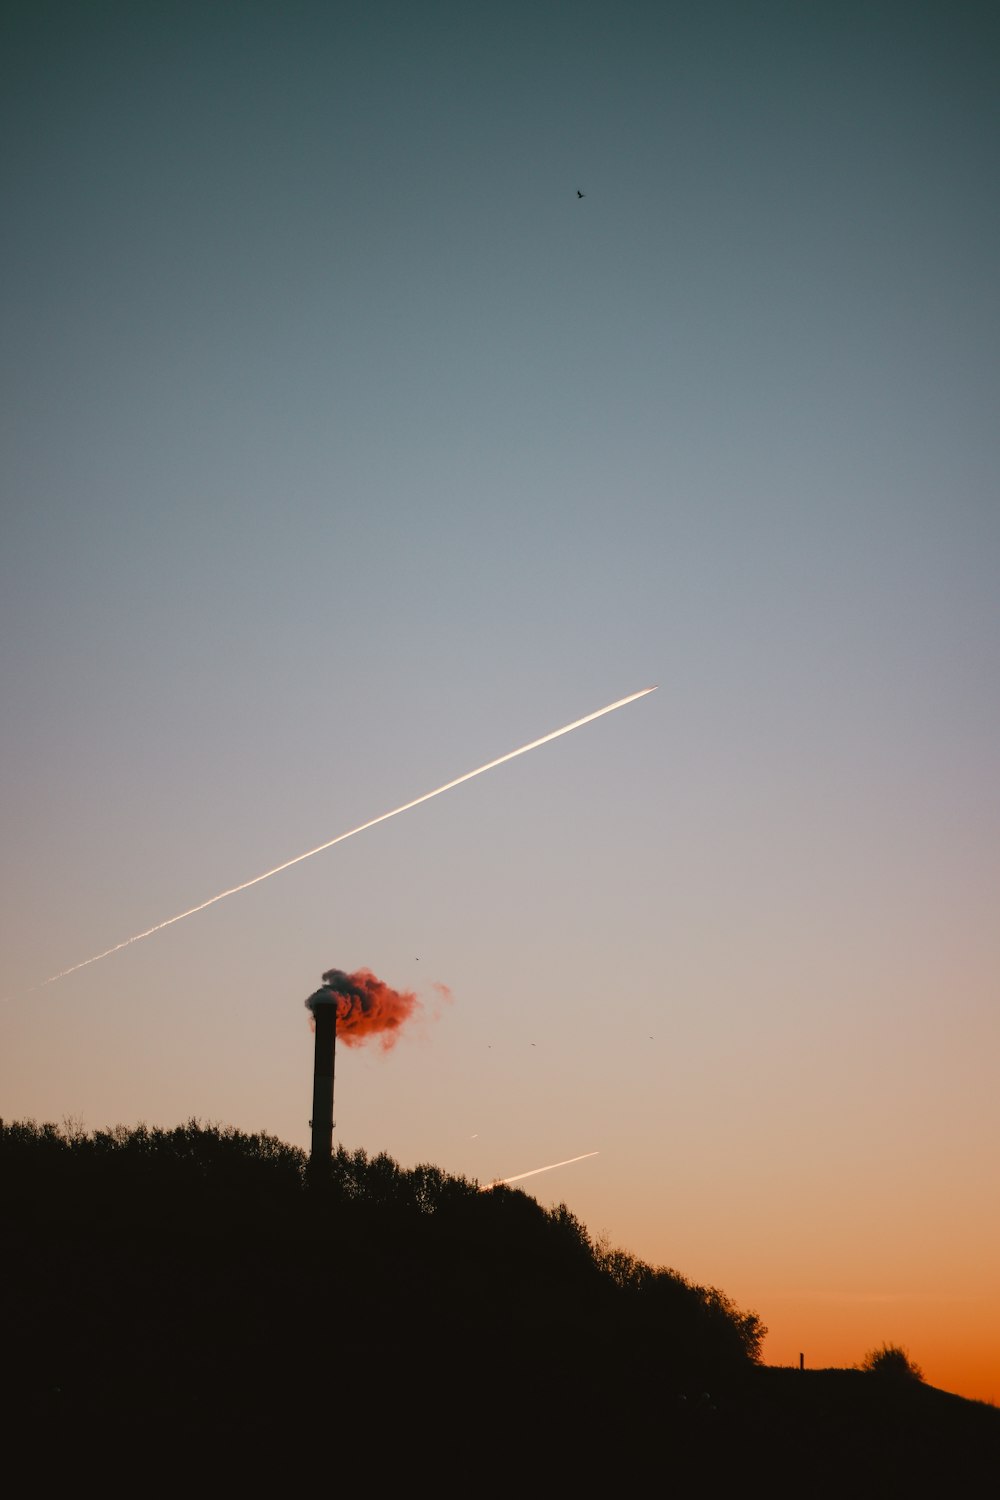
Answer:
[481, 1152, 600, 1189]
[39, 686, 656, 988]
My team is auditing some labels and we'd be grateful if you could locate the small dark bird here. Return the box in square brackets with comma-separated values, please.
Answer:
[577, 190, 585, 198]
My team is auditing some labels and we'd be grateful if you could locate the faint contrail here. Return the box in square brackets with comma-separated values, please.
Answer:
[38, 687, 656, 988]
[481, 1152, 600, 1189]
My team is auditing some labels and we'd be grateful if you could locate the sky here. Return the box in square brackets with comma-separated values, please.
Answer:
[2, 0, 998, 1403]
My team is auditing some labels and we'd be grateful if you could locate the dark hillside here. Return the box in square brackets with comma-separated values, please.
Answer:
[2, 1120, 996, 1488]
[734, 1367, 999, 1489]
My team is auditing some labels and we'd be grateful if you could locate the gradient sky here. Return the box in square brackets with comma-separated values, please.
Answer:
[2, 1, 998, 1403]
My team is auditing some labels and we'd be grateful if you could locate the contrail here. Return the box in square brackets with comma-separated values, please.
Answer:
[480, 1151, 599, 1190]
[38, 687, 656, 988]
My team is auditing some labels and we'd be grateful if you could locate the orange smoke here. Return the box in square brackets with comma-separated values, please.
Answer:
[306, 967, 420, 1051]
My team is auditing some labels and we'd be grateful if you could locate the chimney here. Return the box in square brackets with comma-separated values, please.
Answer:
[307, 983, 337, 1169]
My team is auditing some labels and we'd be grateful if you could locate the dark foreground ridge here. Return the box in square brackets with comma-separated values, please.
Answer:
[3, 1120, 997, 1489]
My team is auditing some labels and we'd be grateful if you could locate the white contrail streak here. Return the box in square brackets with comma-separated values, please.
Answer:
[480, 1151, 599, 1190]
[38, 687, 656, 988]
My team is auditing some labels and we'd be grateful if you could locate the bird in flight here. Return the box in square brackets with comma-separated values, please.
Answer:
[577, 189, 585, 198]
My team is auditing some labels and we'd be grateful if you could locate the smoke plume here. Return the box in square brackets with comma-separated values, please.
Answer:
[305, 967, 420, 1051]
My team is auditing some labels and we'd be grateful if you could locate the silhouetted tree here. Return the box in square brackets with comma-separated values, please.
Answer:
[859, 1343, 924, 1381]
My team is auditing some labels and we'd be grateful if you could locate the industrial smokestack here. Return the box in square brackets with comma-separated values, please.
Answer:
[304, 965, 435, 1170]
[307, 982, 337, 1169]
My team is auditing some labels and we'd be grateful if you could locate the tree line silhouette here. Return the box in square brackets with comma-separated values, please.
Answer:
[3, 1118, 996, 1486]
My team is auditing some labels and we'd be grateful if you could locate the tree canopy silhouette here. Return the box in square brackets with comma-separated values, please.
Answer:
[1, 1117, 764, 1395]
[3, 1119, 997, 1487]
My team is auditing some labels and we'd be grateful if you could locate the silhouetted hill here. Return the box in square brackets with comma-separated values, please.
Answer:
[2, 1120, 996, 1489]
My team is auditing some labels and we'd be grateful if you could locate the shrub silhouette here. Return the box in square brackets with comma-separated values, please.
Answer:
[859, 1342, 925, 1381]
